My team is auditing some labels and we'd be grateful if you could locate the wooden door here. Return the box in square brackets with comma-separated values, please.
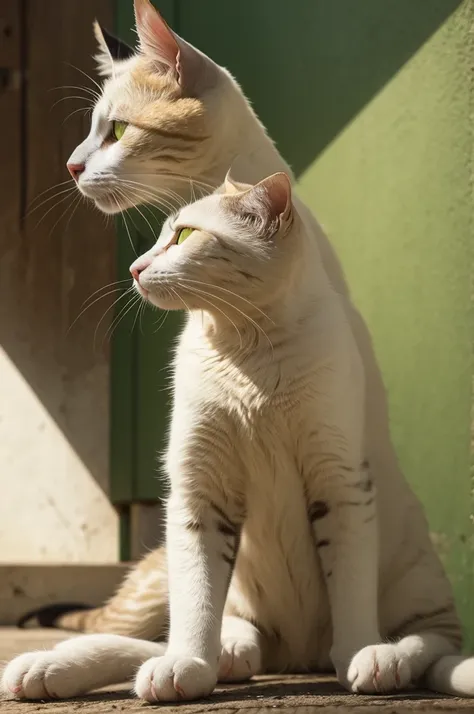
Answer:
[0, 0, 117, 563]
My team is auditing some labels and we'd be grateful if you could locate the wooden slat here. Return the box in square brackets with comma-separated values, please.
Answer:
[0, 0, 21, 238]
[15, 0, 116, 496]
[0, 0, 117, 562]
[0, 0, 20, 66]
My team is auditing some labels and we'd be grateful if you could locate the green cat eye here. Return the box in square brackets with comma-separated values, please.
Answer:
[112, 120, 128, 141]
[176, 227, 194, 245]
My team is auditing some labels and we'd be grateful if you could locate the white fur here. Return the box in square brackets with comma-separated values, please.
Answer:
[1, 635, 165, 699]
[1, 618, 260, 700]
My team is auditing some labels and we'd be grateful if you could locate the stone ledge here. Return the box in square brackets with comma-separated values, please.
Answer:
[0, 564, 129, 625]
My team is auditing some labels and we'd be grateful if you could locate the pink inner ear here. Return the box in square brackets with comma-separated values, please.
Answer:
[263, 173, 292, 218]
[134, 0, 180, 78]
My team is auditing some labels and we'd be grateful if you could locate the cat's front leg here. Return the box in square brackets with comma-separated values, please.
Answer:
[135, 491, 242, 702]
[308, 457, 381, 691]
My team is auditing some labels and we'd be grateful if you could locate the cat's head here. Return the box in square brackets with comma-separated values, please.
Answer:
[66, 0, 234, 214]
[129, 172, 299, 320]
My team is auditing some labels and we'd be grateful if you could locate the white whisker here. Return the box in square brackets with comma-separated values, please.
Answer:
[51, 96, 94, 109]
[116, 179, 177, 214]
[179, 284, 243, 350]
[115, 186, 161, 243]
[27, 185, 77, 217]
[181, 278, 275, 325]
[154, 306, 170, 334]
[112, 194, 138, 257]
[33, 191, 76, 230]
[80, 278, 132, 310]
[28, 179, 75, 207]
[48, 191, 81, 238]
[121, 174, 186, 209]
[51, 85, 101, 101]
[131, 294, 147, 335]
[93, 289, 136, 347]
[66, 62, 103, 95]
[104, 294, 142, 345]
[62, 106, 93, 125]
[182, 282, 274, 356]
[68, 285, 133, 334]
[168, 286, 199, 327]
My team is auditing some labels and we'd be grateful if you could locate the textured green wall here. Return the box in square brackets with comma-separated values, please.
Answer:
[112, 0, 474, 641]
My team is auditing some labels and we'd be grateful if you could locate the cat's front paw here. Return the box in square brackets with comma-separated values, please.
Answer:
[345, 643, 411, 693]
[218, 637, 262, 682]
[2, 651, 84, 699]
[134, 654, 216, 702]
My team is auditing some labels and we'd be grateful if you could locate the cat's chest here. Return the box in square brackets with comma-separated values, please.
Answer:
[174, 328, 326, 460]
[177, 348, 287, 416]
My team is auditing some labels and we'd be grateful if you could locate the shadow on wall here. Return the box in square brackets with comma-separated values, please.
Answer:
[180, 0, 462, 176]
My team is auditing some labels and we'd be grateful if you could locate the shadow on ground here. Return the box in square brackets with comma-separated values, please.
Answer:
[4, 676, 473, 713]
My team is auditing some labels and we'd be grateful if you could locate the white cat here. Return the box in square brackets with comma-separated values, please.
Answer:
[3, 0, 473, 702]
[3, 174, 473, 702]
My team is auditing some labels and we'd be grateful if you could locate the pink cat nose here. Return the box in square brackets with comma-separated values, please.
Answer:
[130, 257, 151, 283]
[67, 162, 85, 182]
[131, 267, 141, 282]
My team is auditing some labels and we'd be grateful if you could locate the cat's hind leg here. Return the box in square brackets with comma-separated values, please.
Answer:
[218, 615, 263, 682]
[425, 653, 474, 696]
[1, 634, 165, 700]
[347, 632, 456, 694]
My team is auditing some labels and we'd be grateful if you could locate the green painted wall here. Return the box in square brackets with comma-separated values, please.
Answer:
[112, 1, 474, 642]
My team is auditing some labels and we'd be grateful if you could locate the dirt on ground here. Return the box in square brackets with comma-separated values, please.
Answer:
[1, 629, 474, 714]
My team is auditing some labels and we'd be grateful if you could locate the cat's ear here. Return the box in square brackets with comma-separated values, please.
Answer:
[224, 170, 243, 195]
[236, 173, 293, 236]
[134, 0, 215, 94]
[93, 21, 135, 76]
[256, 173, 293, 224]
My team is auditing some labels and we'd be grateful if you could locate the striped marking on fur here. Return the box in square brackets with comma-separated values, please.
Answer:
[308, 500, 330, 521]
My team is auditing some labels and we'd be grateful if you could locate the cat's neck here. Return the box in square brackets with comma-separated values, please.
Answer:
[227, 121, 293, 185]
[204, 74, 293, 187]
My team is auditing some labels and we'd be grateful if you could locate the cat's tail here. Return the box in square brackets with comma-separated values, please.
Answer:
[18, 602, 98, 631]
[16, 546, 169, 641]
[425, 655, 474, 697]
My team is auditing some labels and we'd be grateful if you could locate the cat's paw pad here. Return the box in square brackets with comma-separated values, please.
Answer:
[134, 655, 216, 702]
[346, 644, 411, 693]
[218, 638, 261, 682]
[1, 651, 84, 700]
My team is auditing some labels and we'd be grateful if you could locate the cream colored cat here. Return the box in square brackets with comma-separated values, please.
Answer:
[3, 173, 473, 702]
[4, 0, 473, 702]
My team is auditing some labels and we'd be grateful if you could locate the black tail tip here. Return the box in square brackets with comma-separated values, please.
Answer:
[17, 603, 92, 629]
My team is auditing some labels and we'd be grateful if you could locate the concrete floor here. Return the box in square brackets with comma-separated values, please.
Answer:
[1, 629, 474, 713]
